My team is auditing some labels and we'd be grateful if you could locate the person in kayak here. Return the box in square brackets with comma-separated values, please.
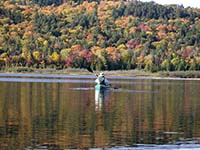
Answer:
[95, 72, 109, 86]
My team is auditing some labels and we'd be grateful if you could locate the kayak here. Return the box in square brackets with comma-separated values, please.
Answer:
[95, 84, 110, 90]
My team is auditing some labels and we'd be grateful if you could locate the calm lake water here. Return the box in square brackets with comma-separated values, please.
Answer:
[0, 74, 200, 150]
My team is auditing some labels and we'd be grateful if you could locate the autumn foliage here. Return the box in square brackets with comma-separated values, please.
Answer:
[0, 0, 200, 72]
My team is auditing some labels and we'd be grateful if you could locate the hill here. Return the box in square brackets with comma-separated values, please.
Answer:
[0, 0, 200, 72]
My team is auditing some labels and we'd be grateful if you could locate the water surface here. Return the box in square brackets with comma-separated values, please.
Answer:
[0, 74, 200, 150]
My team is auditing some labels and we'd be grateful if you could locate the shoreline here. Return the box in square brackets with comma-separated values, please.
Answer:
[1, 67, 200, 80]
[0, 68, 156, 78]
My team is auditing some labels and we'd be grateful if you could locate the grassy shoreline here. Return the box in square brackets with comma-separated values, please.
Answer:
[1, 66, 200, 79]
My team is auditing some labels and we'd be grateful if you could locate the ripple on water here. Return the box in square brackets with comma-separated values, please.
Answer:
[89, 144, 200, 150]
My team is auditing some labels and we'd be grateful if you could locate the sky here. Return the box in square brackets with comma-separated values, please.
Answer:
[140, 0, 200, 8]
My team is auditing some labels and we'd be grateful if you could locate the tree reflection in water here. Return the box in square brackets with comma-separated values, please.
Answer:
[1, 77, 200, 149]
[95, 89, 110, 112]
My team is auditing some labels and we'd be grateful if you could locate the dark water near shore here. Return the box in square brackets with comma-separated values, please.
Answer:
[0, 74, 200, 150]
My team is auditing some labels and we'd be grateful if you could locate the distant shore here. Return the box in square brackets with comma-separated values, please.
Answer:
[1, 67, 200, 79]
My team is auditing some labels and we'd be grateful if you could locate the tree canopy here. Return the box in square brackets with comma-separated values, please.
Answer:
[0, 0, 200, 71]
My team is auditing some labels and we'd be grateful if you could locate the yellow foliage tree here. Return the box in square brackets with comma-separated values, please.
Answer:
[50, 52, 60, 63]
[33, 51, 40, 60]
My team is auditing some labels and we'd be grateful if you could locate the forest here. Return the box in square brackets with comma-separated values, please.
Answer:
[0, 0, 200, 72]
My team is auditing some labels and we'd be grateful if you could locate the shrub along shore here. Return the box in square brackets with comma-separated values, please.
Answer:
[1, 67, 200, 79]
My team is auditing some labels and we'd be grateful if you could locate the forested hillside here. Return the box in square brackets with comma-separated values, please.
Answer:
[0, 0, 200, 72]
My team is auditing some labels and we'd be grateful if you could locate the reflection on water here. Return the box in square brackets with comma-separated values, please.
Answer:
[95, 89, 110, 111]
[0, 75, 200, 149]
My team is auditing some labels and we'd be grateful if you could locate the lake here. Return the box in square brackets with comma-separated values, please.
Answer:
[0, 73, 200, 150]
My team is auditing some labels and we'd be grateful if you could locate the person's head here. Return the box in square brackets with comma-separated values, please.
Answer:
[99, 72, 104, 77]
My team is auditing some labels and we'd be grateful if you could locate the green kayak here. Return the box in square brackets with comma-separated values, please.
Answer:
[95, 84, 110, 90]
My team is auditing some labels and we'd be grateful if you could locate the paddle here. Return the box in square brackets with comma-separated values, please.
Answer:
[86, 67, 98, 76]
[86, 66, 94, 73]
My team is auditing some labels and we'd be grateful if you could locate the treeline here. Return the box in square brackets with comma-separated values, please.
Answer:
[0, 0, 200, 72]
[112, 1, 199, 20]
[12, 0, 101, 6]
